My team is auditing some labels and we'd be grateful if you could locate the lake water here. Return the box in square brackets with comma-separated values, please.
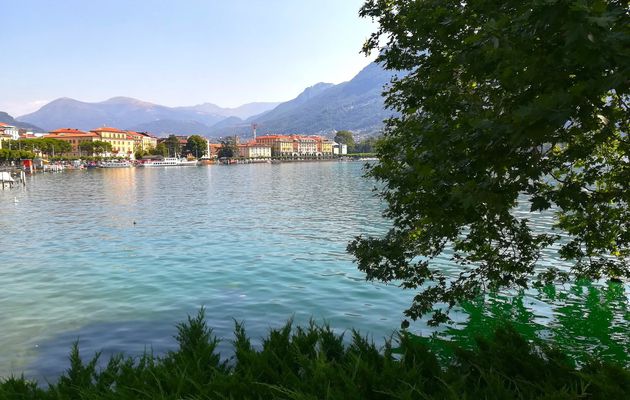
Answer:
[1, 162, 629, 380]
[0, 162, 417, 380]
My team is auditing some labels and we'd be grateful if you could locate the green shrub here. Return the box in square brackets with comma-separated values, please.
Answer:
[2, 309, 629, 399]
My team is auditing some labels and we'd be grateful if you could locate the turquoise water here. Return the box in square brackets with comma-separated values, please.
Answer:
[0, 162, 417, 380]
[1, 162, 629, 380]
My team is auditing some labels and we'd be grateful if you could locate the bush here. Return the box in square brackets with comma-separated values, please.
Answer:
[2, 309, 629, 399]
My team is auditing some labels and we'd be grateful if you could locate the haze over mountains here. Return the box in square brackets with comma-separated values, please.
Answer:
[14, 62, 397, 137]
[0, 112, 43, 132]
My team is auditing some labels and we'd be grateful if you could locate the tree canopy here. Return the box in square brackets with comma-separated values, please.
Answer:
[217, 137, 238, 159]
[154, 143, 169, 157]
[349, 0, 629, 325]
[334, 130, 356, 148]
[164, 135, 182, 157]
[79, 140, 112, 156]
[7, 138, 71, 157]
[185, 135, 207, 158]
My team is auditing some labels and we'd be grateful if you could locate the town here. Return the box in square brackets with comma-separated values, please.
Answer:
[0, 122, 351, 170]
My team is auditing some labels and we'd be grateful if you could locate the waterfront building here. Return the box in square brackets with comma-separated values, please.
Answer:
[255, 135, 294, 157]
[126, 131, 144, 153]
[138, 132, 158, 152]
[208, 143, 222, 157]
[90, 127, 135, 158]
[292, 135, 317, 157]
[0, 123, 19, 148]
[47, 128, 99, 156]
[332, 142, 348, 155]
[312, 136, 334, 157]
[125, 131, 157, 153]
[237, 141, 272, 159]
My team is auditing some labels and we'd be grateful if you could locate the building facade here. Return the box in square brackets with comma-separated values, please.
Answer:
[238, 142, 272, 159]
[90, 127, 135, 158]
[0, 123, 19, 140]
[47, 128, 99, 156]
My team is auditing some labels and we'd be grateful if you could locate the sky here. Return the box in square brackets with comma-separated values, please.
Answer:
[1, 0, 377, 117]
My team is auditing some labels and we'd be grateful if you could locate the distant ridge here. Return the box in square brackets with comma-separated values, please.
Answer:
[0, 111, 43, 131]
[17, 97, 280, 134]
[221, 63, 398, 136]
[16, 62, 398, 136]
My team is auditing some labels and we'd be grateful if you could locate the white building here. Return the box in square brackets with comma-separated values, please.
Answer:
[0, 123, 19, 140]
[332, 142, 348, 155]
[238, 143, 272, 159]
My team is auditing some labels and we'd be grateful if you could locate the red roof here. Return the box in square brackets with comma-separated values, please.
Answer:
[90, 126, 126, 133]
[0, 122, 15, 127]
[49, 128, 93, 136]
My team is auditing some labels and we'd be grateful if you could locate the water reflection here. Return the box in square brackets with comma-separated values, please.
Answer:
[440, 281, 630, 364]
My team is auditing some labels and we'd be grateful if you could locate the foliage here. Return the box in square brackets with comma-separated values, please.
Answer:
[0, 149, 36, 161]
[134, 149, 147, 160]
[351, 136, 379, 153]
[217, 137, 238, 158]
[349, 0, 630, 324]
[2, 310, 630, 399]
[154, 142, 169, 157]
[334, 130, 356, 148]
[185, 134, 207, 158]
[164, 135, 182, 157]
[6, 138, 72, 157]
[78, 140, 112, 156]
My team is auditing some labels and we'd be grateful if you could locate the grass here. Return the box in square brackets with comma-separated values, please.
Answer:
[2, 308, 630, 399]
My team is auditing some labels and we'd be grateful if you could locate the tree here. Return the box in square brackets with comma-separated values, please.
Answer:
[165, 135, 182, 157]
[80, 140, 112, 157]
[352, 137, 379, 154]
[40, 138, 72, 157]
[217, 137, 237, 158]
[154, 142, 169, 157]
[334, 130, 355, 149]
[78, 141, 93, 156]
[348, 0, 629, 325]
[185, 135, 207, 158]
[0, 149, 35, 162]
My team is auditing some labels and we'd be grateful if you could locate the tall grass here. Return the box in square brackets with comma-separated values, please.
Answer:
[2, 308, 629, 399]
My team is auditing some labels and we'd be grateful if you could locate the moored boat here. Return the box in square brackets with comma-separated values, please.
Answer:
[138, 157, 198, 167]
[99, 160, 132, 168]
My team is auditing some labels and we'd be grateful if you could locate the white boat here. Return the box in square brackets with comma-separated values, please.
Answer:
[99, 160, 132, 168]
[138, 157, 198, 167]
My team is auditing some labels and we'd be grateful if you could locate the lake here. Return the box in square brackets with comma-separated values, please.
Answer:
[1, 162, 628, 380]
[0, 162, 418, 380]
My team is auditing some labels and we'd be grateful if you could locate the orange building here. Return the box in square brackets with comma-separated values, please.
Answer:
[47, 128, 99, 156]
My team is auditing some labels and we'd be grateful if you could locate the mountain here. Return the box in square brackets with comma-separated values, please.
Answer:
[213, 63, 398, 136]
[210, 116, 244, 130]
[0, 111, 43, 131]
[16, 62, 397, 136]
[129, 119, 217, 136]
[17, 97, 226, 132]
[178, 102, 281, 120]
[17, 97, 280, 134]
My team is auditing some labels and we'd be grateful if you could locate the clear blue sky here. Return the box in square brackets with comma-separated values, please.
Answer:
[1, 0, 376, 116]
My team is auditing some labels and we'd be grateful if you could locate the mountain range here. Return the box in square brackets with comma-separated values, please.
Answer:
[13, 62, 398, 137]
[0, 112, 43, 132]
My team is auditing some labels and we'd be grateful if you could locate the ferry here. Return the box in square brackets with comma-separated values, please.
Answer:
[138, 157, 198, 167]
[99, 160, 132, 168]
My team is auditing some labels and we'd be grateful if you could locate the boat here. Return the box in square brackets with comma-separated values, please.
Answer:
[138, 157, 198, 167]
[99, 160, 132, 168]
